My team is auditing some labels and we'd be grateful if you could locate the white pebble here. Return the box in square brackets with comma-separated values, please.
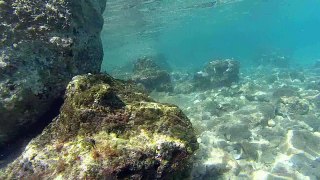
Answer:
[267, 119, 276, 127]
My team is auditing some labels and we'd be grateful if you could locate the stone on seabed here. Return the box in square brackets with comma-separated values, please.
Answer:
[0, 0, 107, 145]
[193, 59, 240, 90]
[132, 57, 173, 92]
[0, 74, 198, 179]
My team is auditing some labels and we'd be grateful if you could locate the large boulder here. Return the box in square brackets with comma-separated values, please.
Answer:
[132, 57, 173, 92]
[0, 0, 106, 145]
[193, 59, 240, 90]
[0, 74, 198, 179]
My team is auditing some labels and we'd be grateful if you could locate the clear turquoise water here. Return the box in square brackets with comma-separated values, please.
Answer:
[1, 1, 320, 178]
[101, 0, 320, 70]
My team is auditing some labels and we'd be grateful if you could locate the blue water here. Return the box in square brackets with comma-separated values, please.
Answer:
[2, 1, 320, 178]
[101, 0, 320, 70]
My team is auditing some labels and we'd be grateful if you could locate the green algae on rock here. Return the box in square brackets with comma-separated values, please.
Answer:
[0, 0, 107, 146]
[1, 74, 198, 179]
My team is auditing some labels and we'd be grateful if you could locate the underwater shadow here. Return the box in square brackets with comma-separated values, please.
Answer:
[0, 97, 64, 169]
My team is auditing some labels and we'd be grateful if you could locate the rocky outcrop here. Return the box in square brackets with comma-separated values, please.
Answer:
[0, 0, 106, 145]
[0, 74, 198, 179]
[193, 59, 240, 90]
[132, 57, 173, 92]
[276, 96, 311, 116]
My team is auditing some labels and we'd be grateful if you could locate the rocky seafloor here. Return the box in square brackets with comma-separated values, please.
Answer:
[107, 57, 320, 179]
[148, 66, 320, 180]
[1, 56, 320, 179]
[1, 0, 319, 179]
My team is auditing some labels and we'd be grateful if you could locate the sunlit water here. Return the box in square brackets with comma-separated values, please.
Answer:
[101, 0, 320, 70]
[1, 0, 320, 179]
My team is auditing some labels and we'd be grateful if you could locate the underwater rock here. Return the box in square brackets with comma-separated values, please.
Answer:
[193, 59, 240, 90]
[259, 149, 277, 165]
[306, 81, 320, 91]
[284, 130, 320, 159]
[145, 54, 172, 72]
[239, 142, 259, 161]
[218, 123, 251, 142]
[132, 57, 173, 92]
[297, 115, 320, 131]
[286, 153, 320, 179]
[107, 54, 172, 81]
[191, 148, 240, 179]
[268, 130, 320, 179]
[0, 0, 107, 145]
[272, 86, 299, 99]
[1, 74, 198, 179]
[276, 96, 310, 116]
[252, 170, 301, 180]
[235, 102, 275, 126]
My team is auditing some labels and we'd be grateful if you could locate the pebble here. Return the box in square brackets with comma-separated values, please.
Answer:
[267, 119, 276, 127]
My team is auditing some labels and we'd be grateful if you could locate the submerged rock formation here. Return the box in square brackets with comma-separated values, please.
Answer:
[193, 59, 240, 90]
[132, 57, 173, 92]
[276, 96, 311, 116]
[0, 74, 198, 179]
[0, 0, 106, 145]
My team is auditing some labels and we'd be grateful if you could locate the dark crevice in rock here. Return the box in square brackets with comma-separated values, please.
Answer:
[0, 97, 64, 169]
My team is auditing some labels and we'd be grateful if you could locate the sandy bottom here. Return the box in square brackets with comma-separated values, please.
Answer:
[151, 67, 320, 180]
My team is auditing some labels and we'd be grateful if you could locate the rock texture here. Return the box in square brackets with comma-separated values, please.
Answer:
[193, 59, 240, 90]
[0, 0, 106, 145]
[151, 66, 320, 179]
[132, 57, 173, 92]
[0, 74, 198, 179]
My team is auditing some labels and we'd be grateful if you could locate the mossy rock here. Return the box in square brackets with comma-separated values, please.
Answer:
[1, 74, 198, 179]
